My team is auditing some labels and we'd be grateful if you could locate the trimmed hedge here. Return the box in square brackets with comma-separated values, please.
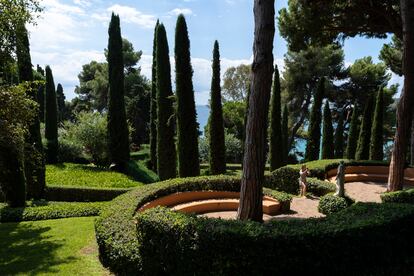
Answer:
[135, 203, 414, 275]
[318, 194, 354, 215]
[306, 177, 336, 196]
[381, 188, 414, 204]
[95, 175, 292, 275]
[45, 186, 131, 202]
[0, 201, 106, 222]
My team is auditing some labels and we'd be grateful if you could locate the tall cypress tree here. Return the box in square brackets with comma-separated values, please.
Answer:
[150, 20, 159, 172]
[36, 65, 45, 122]
[45, 66, 59, 164]
[305, 78, 325, 161]
[156, 23, 177, 180]
[56, 83, 66, 122]
[321, 101, 334, 159]
[269, 65, 283, 171]
[281, 104, 289, 165]
[346, 106, 359, 159]
[175, 15, 200, 177]
[355, 95, 374, 160]
[334, 113, 344, 158]
[370, 89, 384, 160]
[209, 41, 226, 174]
[107, 13, 130, 171]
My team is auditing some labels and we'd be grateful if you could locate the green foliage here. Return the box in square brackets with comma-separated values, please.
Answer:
[45, 65, 58, 164]
[126, 160, 159, 184]
[306, 177, 336, 196]
[150, 21, 159, 171]
[356, 95, 374, 160]
[318, 194, 349, 215]
[269, 65, 283, 171]
[45, 186, 130, 202]
[266, 166, 299, 194]
[334, 113, 344, 158]
[95, 174, 292, 275]
[199, 132, 243, 164]
[208, 41, 226, 174]
[135, 203, 414, 275]
[222, 100, 246, 141]
[155, 23, 176, 180]
[107, 13, 130, 171]
[346, 107, 359, 159]
[222, 63, 251, 102]
[321, 102, 334, 159]
[370, 89, 384, 160]
[281, 104, 289, 165]
[56, 83, 66, 122]
[35, 65, 45, 121]
[381, 188, 414, 204]
[305, 78, 325, 161]
[379, 35, 403, 76]
[175, 15, 200, 177]
[0, 201, 106, 222]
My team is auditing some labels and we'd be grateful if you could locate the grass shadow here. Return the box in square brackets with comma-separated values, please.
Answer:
[127, 161, 159, 184]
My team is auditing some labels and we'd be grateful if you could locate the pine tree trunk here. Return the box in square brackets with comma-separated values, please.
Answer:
[237, 0, 275, 222]
[388, 0, 414, 191]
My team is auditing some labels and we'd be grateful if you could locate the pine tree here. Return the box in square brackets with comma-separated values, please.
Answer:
[45, 66, 59, 164]
[334, 113, 344, 158]
[355, 95, 374, 160]
[305, 78, 325, 161]
[281, 104, 289, 165]
[321, 101, 334, 159]
[107, 13, 130, 172]
[175, 15, 200, 177]
[346, 106, 359, 159]
[36, 65, 45, 122]
[56, 83, 66, 122]
[209, 41, 226, 174]
[150, 20, 159, 172]
[269, 65, 283, 171]
[156, 23, 177, 180]
[370, 89, 384, 160]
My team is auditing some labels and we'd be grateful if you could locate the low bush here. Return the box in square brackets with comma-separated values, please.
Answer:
[318, 194, 353, 215]
[265, 166, 299, 194]
[135, 203, 414, 275]
[306, 177, 336, 196]
[381, 188, 414, 204]
[45, 186, 131, 202]
[0, 201, 106, 222]
[95, 175, 292, 275]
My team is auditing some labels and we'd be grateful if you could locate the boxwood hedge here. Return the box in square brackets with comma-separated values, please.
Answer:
[318, 194, 354, 215]
[95, 175, 292, 275]
[381, 188, 414, 204]
[45, 185, 131, 202]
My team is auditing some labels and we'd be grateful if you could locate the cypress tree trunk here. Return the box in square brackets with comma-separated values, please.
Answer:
[346, 106, 359, 159]
[281, 104, 289, 165]
[156, 24, 177, 180]
[150, 21, 159, 172]
[305, 78, 325, 161]
[269, 65, 283, 171]
[321, 102, 334, 159]
[388, 0, 414, 191]
[45, 66, 59, 164]
[237, 0, 275, 222]
[209, 41, 226, 175]
[175, 15, 200, 177]
[355, 95, 374, 160]
[370, 89, 384, 160]
[107, 13, 130, 172]
[16, 22, 45, 199]
[56, 83, 66, 123]
[334, 113, 344, 158]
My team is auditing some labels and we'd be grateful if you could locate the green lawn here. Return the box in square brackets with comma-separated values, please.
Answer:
[46, 163, 143, 188]
[0, 217, 108, 275]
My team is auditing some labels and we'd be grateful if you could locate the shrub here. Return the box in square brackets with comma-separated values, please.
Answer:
[307, 177, 336, 196]
[266, 166, 299, 194]
[318, 194, 354, 215]
[199, 132, 243, 164]
[0, 201, 106, 222]
[381, 188, 414, 204]
[45, 186, 130, 202]
[135, 203, 414, 275]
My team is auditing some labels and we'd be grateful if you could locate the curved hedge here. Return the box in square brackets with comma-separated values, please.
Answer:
[136, 203, 414, 275]
[318, 194, 354, 215]
[381, 188, 414, 204]
[95, 175, 292, 275]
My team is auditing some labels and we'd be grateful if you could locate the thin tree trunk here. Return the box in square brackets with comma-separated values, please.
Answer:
[411, 113, 414, 166]
[237, 0, 275, 222]
[388, 0, 414, 191]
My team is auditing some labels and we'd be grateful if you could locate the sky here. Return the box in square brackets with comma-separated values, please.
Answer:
[28, 0, 403, 105]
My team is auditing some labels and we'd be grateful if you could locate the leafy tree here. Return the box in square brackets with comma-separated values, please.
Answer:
[209, 41, 226, 175]
[334, 112, 344, 158]
[150, 20, 159, 171]
[222, 64, 251, 102]
[370, 89, 384, 160]
[222, 101, 246, 141]
[380, 35, 403, 76]
[16, 22, 45, 199]
[107, 13, 130, 172]
[45, 66, 58, 164]
[156, 23, 176, 180]
[346, 107, 359, 159]
[281, 104, 289, 165]
[305, 78, 325, 161]
[175, 14, 200, 177]
[269, 65, 283, 170]
[321, 102, 334, 159]
[355, 95, 374, 160]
